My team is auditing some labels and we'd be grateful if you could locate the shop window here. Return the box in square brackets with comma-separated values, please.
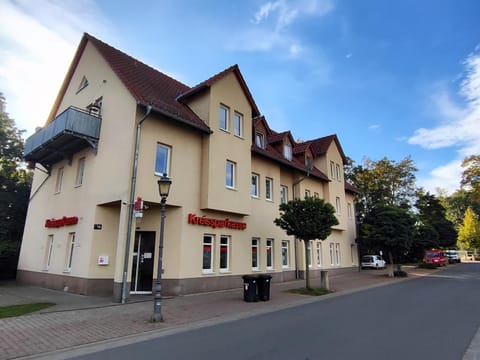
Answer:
[219, 236, 230, 272]
[155, 143, 171, 176]
[55, 167, 64, 194]
[234, 112, 243, 137]
[202, 235, 214, 273]
[251, 238, 259, 271]
[251, 173, 259, 197]
[226, 160, 236, 189]
[280, 185, 288, 204]
[265, 178, 273, 201]
[64, 232, 76, 272]
[219, 105, 229, 131]
[43, 235, 54, 270]
[281, 240, 289, 268]
[75, 157, 85, 186]
[266, 239, 274, 270]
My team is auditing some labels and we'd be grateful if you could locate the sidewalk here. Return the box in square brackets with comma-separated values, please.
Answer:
[0, 266, 436, 360]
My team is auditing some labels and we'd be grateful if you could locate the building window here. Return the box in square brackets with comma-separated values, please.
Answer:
[313, 192, 319, 198]
[330, 161, 335, 179]
[329, 243, 334, 266]
[265, 178, 273, 201]
[55, 167, 64, 194]
[255, 132, 265, 148]
[347, 203, 353, 219]
[305, 189, 311, 198]
[220, 236, 230, 272]
[307, 241, 313, 267]
[75, 157, 85, 186]
[283, 143, 292, 160]
[44, 235, 54, 270]
[251, 238, 259, 270]
[251, 173, 259, 197]
[234, 112, 243, 137]
[316, 242, 322, 267]
[306, 156, 312, 170]
[336, 197, 341, 215]
[202, 235, 214, 273]
[155, 143, 171, 176]
[219, 105, 229, 131]
[335, 243, 341, 265]
[266, 239, 274, 270]
[64, 232, 76, 272]
[281, 240, 289, 268]
[226, 161, 236, 189]
[280, 185, 288, 204]
[336, 164, 341, 181]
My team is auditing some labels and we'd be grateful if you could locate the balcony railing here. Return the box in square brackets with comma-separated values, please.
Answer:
[24, 107, 101, 171]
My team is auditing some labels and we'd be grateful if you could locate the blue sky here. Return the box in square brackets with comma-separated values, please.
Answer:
[1, 0, 479, 194]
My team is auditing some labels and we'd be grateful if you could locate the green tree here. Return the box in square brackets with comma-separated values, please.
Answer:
[347, 156, 417, 220]
[461, 155, 480, 203]
[0, 93, 31, 277]
[457, 207, 480, 250]
[274, 197, 339, 289]
[360, 205, 415, 276]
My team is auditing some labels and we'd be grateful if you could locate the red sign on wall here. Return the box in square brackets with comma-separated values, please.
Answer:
[188, 213, 247, 230]
[45, 216, 79, 228]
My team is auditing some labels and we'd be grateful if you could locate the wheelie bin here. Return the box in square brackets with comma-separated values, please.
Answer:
[257, 274, 272, 301]
[242, 275, 258, 302]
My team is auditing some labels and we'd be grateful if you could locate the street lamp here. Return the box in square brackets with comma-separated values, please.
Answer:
[151, 173, 172, 322]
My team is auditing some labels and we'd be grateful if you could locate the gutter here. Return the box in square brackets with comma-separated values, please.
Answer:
[121, 104, 152, 304]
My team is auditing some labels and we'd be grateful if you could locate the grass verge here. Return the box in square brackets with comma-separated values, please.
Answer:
[287, 287, 332, 296]
[0, 303, 55, 319]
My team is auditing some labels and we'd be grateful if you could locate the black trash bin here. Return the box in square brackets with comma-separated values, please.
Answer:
[242, 275, 258, 302]
[257, 274, 272, 301]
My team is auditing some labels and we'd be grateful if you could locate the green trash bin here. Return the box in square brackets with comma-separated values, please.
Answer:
[242, 275, 258, 302]
[257, 274, 272, 301]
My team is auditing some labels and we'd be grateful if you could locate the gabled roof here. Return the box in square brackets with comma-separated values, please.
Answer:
[177, 64, 261, 118]
[306, 134, 347, 162]
[267, 130, 295, 145]
[48, 33, 212, 133]
[293, 142, 312, 155]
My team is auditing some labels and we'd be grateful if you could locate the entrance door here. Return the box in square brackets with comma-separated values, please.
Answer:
[130, 231, 156, 294]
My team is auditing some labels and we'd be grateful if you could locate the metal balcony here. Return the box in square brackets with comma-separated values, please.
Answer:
[24, 107, 101, 171]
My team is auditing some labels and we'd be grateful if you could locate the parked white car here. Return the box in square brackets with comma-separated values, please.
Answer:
[361, 255, 386, 269]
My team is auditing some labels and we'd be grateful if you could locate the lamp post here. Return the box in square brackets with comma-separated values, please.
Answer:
[151, 174, 171, 322]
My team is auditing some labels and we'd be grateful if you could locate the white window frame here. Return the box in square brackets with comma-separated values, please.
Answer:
[281, 240, 289, 268]
[219, 235, 230, 272]
[44, 235, 54, 270]
[330, 161, 335, 179]
[329, 242, 334, 266]
[280, 185, 288, 204]
[266, 239, 274, 270]
[75, 157, 86, 186]
[202, 235, 214, 274]
[251, 173, 259, 197]
[265, 177, 273, 201]
[336, 164, 341, 181]
[347, 203, 353, 219]
[316, 241, 322, 267]
[307, 241, 313, 268]
[251, 238, 259, 271]
[336, 197, 341, 215]
[233, 111, 243, 137]
[255, 132, 265, 148]
[64, 232, 76, 272]
[283, 143, 292, 160]
[219, 105, 229, 131]
[226, 160, 236, 189]
[55, 167, 64, 194]
[155, 143, 171, 177]
[305, 189, 311, 198]
[335, 243, 341, 266]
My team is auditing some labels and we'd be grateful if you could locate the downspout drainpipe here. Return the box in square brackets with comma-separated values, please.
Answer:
[121, 104, 152, 304]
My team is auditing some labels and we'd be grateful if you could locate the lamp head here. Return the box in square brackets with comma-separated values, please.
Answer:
[158, 174, 172, 198]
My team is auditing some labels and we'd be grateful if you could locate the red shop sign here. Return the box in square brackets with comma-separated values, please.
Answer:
[188, 213, 247, 230]
[45, 216, 79, 228]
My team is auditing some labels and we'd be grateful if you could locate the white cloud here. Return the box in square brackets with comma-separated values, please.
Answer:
[408, 50, 480, 194]
[0, 0, 112, 138]
[417, 159, 463, 195]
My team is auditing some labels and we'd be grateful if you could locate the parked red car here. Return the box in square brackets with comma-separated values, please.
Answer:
[423, 250, 447, 267]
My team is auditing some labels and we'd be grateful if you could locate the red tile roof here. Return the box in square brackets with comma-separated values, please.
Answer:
[306, 134, 347, 162]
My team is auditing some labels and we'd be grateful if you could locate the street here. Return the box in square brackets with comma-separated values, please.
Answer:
[72, 263, 480, 360]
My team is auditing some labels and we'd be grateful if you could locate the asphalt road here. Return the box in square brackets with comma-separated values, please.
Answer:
[72, 263, 480, 360]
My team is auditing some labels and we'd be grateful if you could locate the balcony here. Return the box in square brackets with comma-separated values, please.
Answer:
[24, 107, 101, 171]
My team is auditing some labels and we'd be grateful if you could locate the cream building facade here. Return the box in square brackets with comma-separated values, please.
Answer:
[18, 33, 358, 301]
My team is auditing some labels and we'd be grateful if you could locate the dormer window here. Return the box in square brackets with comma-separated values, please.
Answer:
[283, 143, 292, 160]
[306, 156, 312, 170]
[255, 132, 265, 148]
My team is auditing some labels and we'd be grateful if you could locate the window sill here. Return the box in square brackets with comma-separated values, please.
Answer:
[233, 134, 244, 140]
[63, 269, 71, 274]
[251, 269, 261, 272]
[266, 198, 273, 202]
[226, 186, 237, 191]
[219, 270, 231, 274]
[202, 270, 216, 275]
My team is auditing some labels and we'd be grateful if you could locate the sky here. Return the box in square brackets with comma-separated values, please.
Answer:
[0, 0, 479, 195]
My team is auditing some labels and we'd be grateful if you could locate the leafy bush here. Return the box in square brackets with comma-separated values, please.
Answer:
[393, 270, 407, 277]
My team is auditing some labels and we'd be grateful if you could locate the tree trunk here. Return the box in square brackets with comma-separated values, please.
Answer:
[304, 241, 311, 289]
[388, 251, 394, 278]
